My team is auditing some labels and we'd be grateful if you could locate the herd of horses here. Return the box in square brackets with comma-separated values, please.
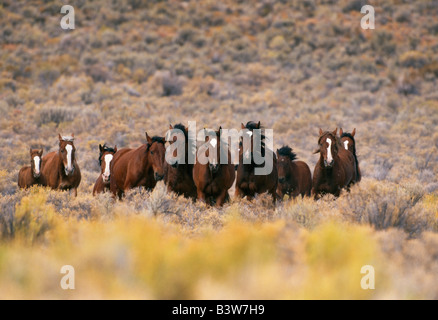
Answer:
[18, 122, 361, 206]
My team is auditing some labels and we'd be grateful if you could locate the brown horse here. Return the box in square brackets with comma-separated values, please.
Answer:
[312, 128, 356, 200]
[163, 124, 197, 200]
[339, 128, 361, 183]
[235, 121, 278, 203]
[193, 127, 235, 206]
[93, 144, 117, 196]
[110, 133, 165, 199]
[276, 146, 312, 199]
[18, 148, 46, 189]
[41, 134, 81, 196]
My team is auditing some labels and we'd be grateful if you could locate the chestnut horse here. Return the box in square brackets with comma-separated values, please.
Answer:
[41, 134, 81, 196]
[93, 144, 117, 196]
[312, 128, 356, 200]
[110, 133, 165, 199]
[235, 121, 278, 203]
[18, 148, 46, 189]
[193, 127, 235, 206]
[276, 146, 312, 199]
[163, 124, 197, 200]
[339, 128, 361, 183]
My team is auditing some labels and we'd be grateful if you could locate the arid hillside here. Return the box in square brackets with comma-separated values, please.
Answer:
[0, 0, 437, 299]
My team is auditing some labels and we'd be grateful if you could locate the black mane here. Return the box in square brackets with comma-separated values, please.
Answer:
[99, 144, 117, 166]
[151, 136, 165, 144]
[277, 146, 297, 161]
[173, 123, 188, 141]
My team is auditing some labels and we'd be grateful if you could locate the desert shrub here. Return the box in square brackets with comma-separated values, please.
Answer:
[156, 71, 184, 96]
[302, 221, 383, 299]
[0, 170, 18, 196]
[0, 192, 24, 240]
[277, 197, 320, 229]
[37, 65, 60, 88]
[371, 31, 397, 56]
[397, 70, 421, 95]
[342, 0, 367, 13]
[6, 188, 58, 245]
[341, 180, 427, 237]
[399, 51, 428, 69]
[37, 106, 78, 127]
[86, 65, 111, 83]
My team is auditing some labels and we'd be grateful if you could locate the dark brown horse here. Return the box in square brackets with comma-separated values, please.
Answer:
[41, 134, 81, 196]
[163, 124, 197, 200]
[276, 146, 312, 199]
[339, 128, 361, 183]
[312, 128, 356, 200]
[235, 121, 278, 203]
[93, 144, 117, 196]
[18, 148, 46, 189]
[193, 127, 235, 206]
[110, 133, 165, 199]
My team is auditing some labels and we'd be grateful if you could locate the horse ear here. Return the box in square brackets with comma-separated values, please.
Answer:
[145, 132, 152, 144]
[257, 121, 261, 129]
[58, 134, 62, 141]
[332, 128, 338, 136]
[319, 128, 323, 136]
[99, 144, 104, 152]
[169, 124, 173, 130]
[39, 149, 43, 156]
[339, 128, 344, 136]
[29, 147, 33, 155]
[276, 149, 279, 157]
[71, 133, 74, 138]
[241, 123, 245, 129]
[114, 145, 117, 153]
[313, 148, 320, 154]
[352, 128, 356, 137]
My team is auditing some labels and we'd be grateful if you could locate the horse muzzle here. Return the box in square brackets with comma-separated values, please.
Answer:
[33, 172, 41, 179]
[102, 174, 110, 183]
[65, 167, 75, 176]
[171, 161, 178, 168]
[278, 177, 286, 184]
[324, 160, 334, 168]
[154, 172, 164, 181]
[209, 163, 219, 174]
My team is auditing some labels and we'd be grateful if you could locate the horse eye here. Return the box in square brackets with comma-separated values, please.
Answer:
[150, 151, 154, 155]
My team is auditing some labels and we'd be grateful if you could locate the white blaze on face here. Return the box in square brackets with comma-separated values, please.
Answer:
[344, 140, 349, 150]
[65, 144, 73, 172]
[209, 138, 218, 165]
[103, 154, 113, 178]
[326, 138, 333, 163]
[33, 156, 41, 175]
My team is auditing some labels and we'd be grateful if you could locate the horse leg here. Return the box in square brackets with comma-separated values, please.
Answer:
[73, 188, 78, 197]
[312, 188, 320, 201]
[234, 186, 243, 199]
[197, 190, 206, 204]
[215, 190, 228, 207]
[269, 188, 277, 204]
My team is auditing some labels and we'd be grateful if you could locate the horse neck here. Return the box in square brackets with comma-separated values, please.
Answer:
[138, 144, 152, 171]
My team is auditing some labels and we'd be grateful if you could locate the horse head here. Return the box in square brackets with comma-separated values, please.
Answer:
[98, 144, 117, 183]
[315, 128, 339, 168]
[59, 134, 76, 176]
[30, 148, 43, 179]
[146, 132, 166, 181]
